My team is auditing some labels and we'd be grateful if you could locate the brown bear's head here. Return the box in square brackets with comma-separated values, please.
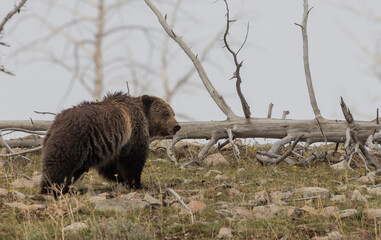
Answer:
[141, 95, 181, 137]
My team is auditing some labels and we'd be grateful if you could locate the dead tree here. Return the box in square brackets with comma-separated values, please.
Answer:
[1, 0, 381, 172]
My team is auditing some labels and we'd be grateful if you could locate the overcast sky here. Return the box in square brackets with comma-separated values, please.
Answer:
[1, 0, 380, 123]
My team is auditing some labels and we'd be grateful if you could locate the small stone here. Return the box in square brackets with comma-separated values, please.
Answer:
[0, 159, 5, 168]
[204, 153, 230, 166]
[88, 195, 107, 203]
[120, 192, 141, 200]
[367, 186, 381, 196]
[286, 206, 305, 218]
[331, 195, 346, 202]
[357, 172, 376, 185]
[217, 227, 232, 239]
[12, 190, 26, 200]
[351, 190, 367, 202]
[215, 174, 228, 180]
[339, 209, 359, 218]
[252, 204, 281, 219]
[183, 179, 193, 184]
[63, 222, 88, 232]
[204, 170, 222, 177]
[330, 160, 348, 170]
[237, 168, 245, 173]
[216, 192, 223, 197]
[327, 231, 343, 240]
[322, 206, 339, 217]
[5, 202, 30, 210]
[295, 187, 331, 199]
[232, 207, 252, 218]
[0, 188, 8, 196]
[12, 178, 36, 188]
[144, 193, 162, 207]
[187, 200, 206, 213]
[336, 185, 348, 191]
[363, 208, 381, 219]
[259, 179, 268, 185]
[228, 188, 242, 196]
[301, 205, 319, 215]
[252, 190, 271, 206]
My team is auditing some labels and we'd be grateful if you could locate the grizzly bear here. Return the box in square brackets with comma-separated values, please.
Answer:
[40, 92, 180, 196]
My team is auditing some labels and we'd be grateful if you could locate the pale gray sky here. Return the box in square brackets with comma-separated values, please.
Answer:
[1, 0, 380, 122]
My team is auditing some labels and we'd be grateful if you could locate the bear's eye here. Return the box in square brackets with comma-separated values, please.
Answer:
[163, 112, 170, 118]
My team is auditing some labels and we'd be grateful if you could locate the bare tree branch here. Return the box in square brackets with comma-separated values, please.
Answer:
[222, 0, 251, 119]
[0, 0, 28, 33]
[144, 0, 238, 121]
[295, 0, 322, 119]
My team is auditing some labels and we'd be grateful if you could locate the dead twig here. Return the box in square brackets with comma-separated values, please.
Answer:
[167, 188, 194, 224]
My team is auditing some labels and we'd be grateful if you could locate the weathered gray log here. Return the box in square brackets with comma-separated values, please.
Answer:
[174, 118, 381, 144]
[1, 118, 381, 144]
[0, 120, 51, 131]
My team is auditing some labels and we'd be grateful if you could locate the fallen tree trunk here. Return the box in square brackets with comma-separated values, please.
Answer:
[2, 118, 381, 143]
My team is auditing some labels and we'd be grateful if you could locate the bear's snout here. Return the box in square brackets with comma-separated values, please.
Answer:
[173, 124, 181, 134]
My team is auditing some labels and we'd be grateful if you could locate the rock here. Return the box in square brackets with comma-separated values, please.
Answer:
[88, 194, 107, 203]
[217, 227, 232, 239]
[120, 192, 141, 200]
[63, 222, 88, 232]
[252, 190, 271, 206]
[295, 187, 331, 199]
[363, 208, 381, 219]
[339, 209, 359, 218]
[330, 160, 348, 170]
[252, 204, 281, 219]
[336, 185, 348, 191]
[32, 174, 42, 186]
[301, 205, 319, 215]
[5, 202, 30, 210]
[215, 174, 228, 180]
[286, 206, 305, 218]
[0, 188, 9, 196]
[327, 231, 343, 240]
[11, 190, 26, 200]
[237, 168, 245, 173]
[351, 190, 367, 202]
[270, 191, 291, 205]
[322, 206, 339, 217]
[204, 170, 222, 177]
[216, 206, 252, 219]
[12, 178, 36, 189]
[187, 200, 206, 213]
[331, 194, 346, 202]
[367, 185, 381, 196]
[144, 193, 162, 207]
[183, 179, 193, 184]
[94, 199, 149, 213]
[228, 188, 242, 196]
[259, 179, 268, 185]
[357, 172, 377, 185]
[204, 153, 230, 166]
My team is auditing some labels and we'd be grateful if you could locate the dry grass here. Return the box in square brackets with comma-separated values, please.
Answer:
[0, 143, 380, 239]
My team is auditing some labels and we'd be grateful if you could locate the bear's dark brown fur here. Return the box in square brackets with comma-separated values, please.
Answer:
[40, 92, 180, 196]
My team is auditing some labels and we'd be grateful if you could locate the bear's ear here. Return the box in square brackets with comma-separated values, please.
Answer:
[141, 95, 153, 107]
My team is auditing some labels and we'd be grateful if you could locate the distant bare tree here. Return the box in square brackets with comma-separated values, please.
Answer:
[11, 0, 226, 103]
[0, 0, 28, 76]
